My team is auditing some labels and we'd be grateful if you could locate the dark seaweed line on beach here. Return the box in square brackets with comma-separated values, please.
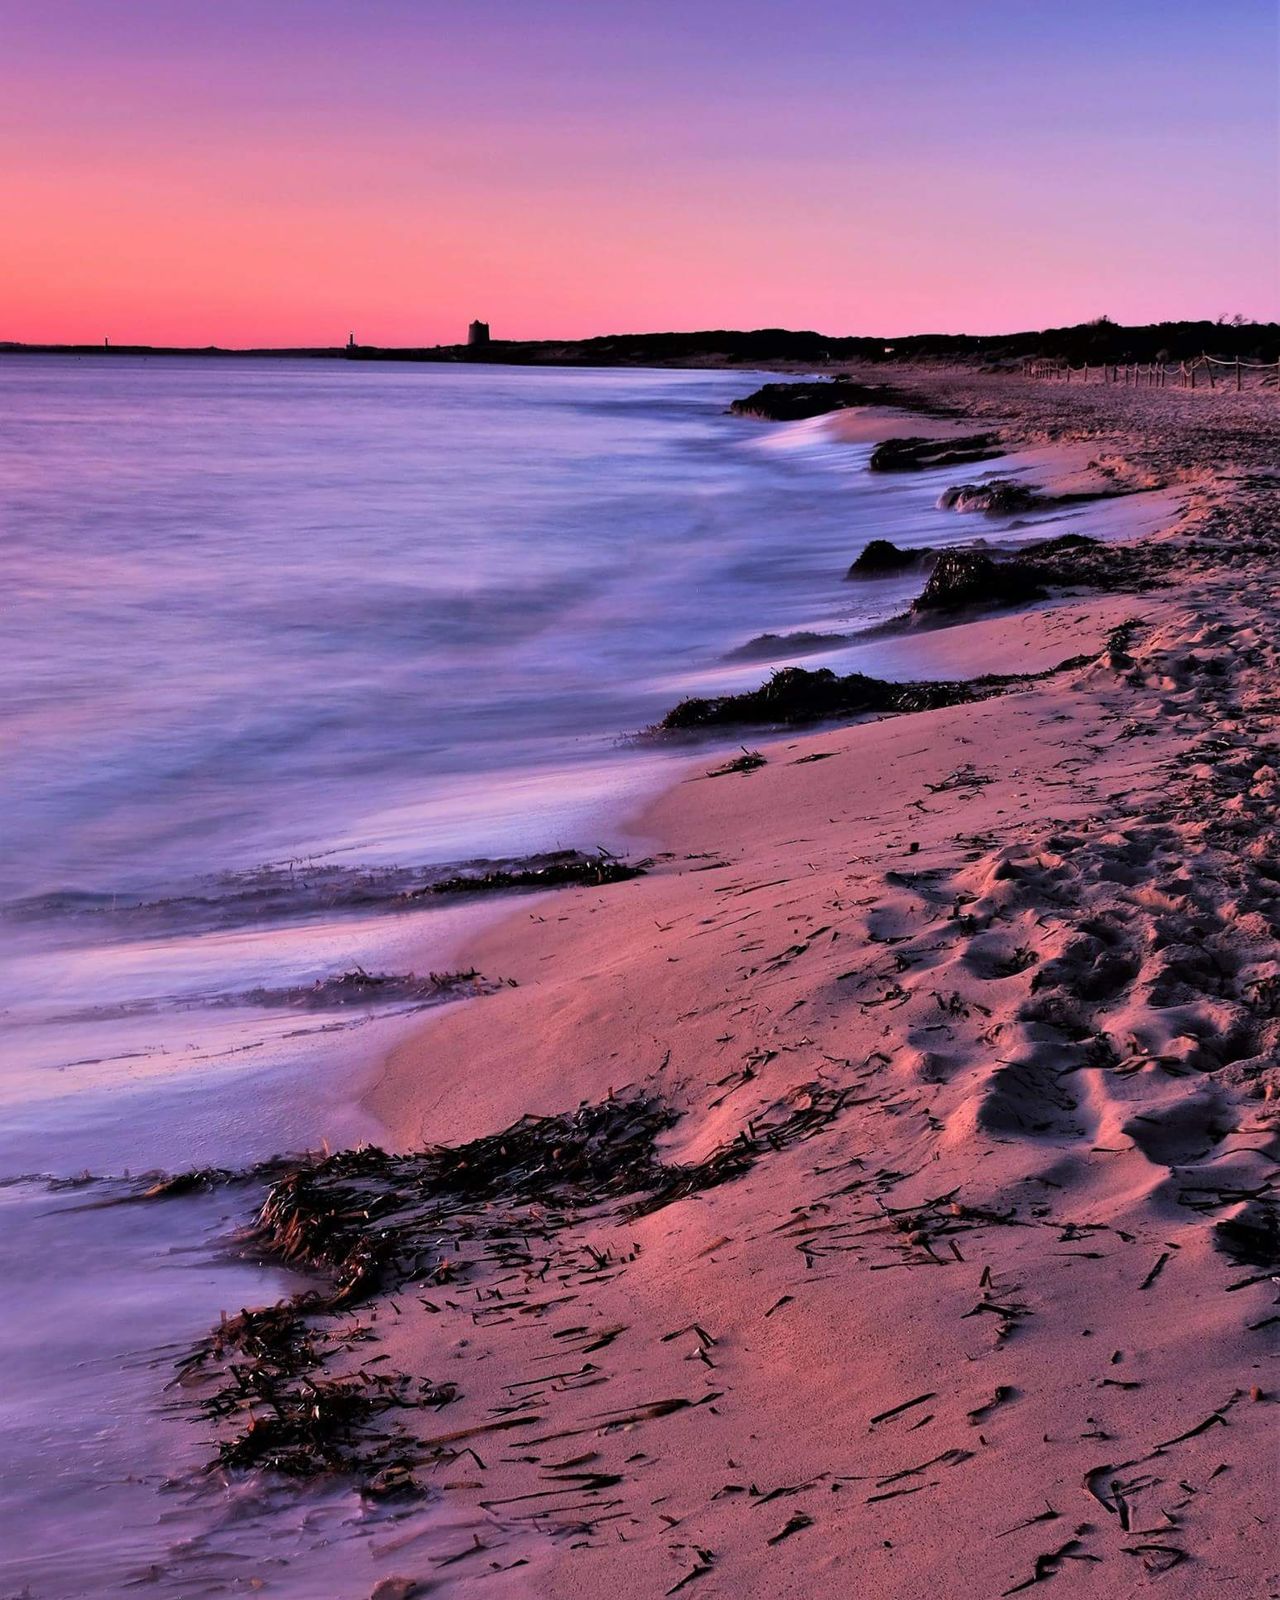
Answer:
[6, 847, 649, 938]
[163, 1086, 855, 1494]
[650, 638, 1123, 736]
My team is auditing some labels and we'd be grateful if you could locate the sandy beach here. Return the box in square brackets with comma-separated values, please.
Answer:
[195, 370, 1277, 1600]
[7, 1, 1277, 1592]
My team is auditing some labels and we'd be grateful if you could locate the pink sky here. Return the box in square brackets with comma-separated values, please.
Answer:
[4, 1, 1277, 345]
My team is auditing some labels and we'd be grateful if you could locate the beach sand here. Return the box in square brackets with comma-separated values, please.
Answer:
[231, 373, 1280, 1598]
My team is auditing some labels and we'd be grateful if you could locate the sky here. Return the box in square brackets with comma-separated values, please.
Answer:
[3, 0, 1277, 345]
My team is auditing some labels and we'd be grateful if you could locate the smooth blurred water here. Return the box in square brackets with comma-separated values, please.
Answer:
[1, 357, 965, 907]
[0, 355, 1175, 1595]
[2, 356, 1011, 1159]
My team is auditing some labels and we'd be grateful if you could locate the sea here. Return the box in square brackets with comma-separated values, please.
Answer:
[0, 355, 1171, 1596]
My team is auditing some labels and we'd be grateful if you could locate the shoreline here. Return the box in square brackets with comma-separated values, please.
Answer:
[363, 406, 1175, 1143]
[201, 372, 1277, 1598]
[352, 410, 1152, 1143]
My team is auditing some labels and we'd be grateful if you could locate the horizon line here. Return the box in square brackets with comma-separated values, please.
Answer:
[3, 313, 1279, 358]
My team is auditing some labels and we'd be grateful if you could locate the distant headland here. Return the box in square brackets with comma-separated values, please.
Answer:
[2, 318, 1275, 369]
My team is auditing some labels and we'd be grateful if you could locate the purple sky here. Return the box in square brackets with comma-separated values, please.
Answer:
[5, 0, 1277, 343]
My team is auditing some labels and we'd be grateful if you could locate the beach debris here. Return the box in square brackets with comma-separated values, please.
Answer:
[178, 1301, 456, 1486]
[656, 666, 983, 732]
[1122, 1543, 1188, 1574]
[1104, 617, 1144, 669]
[767, 1512, 814, 1544]
[706, 748, 767, 778]
[1137, 1250, 1173, 1290]
[143, 1167, 241, 1199]
[652, 644, 1103, 735]
[908, 534, 1167, 618]
[924, 764, 994, 794]
[236, 967, 490, 1010]
[962, 1294, 1031, 1343]
[422, 850, 646, 896]
[869, 1391, 937, 1427]
[177, 1084, 854, 1490]
[14, 848, 648, 936]
[966, 1386, 1015, 1423]
[723, 629, 855, 662]
[869, 433, 1003, 472]
[1212, 1201, 1279, 1269]
[938, 478, 1042, 514]
[845, 538, 933, 578]
[1020, 533, 1171, 593]
[665, 1548, 716, 1592]
[728, 377, 901, 421]
[997, 1505, 1060, 1537]
[912, 550, 1047, 614]
[1001, 1537, 1099, 1595]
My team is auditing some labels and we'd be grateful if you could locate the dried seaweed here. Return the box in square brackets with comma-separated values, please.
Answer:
[422, 851, 645, 896]
[707, 749, 767, 777]
[176, 1084, 853, 1491]
[653, 648, 1097, 735]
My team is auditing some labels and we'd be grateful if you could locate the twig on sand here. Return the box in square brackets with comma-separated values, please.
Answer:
[869, 1391, 937, 1427]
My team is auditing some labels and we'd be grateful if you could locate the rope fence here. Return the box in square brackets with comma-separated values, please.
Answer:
[1022, 352, 1278, 391]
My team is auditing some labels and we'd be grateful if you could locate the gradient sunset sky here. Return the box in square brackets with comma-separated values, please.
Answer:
[5, 0, 1277, 346]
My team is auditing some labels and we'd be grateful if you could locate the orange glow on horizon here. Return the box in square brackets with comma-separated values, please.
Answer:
[5, 2, 1277, 346]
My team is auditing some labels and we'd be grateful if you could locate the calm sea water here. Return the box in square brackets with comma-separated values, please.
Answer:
[0, 356, 1169, 1596]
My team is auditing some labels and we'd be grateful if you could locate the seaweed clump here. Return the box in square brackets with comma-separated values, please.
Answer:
[869, 433, 1003, 471]
[846, 538, 933, 578]
[707, 748, 768, 777]
[654, 640, 1108, 735]
[180, 1303, 456, 1489]
[914, 536, 1166, 615]
[420, 850, 645, 897]
[657, 665, 981, 732]
[178, 1086, 855, 1492]
[729, 378, 898, 421]
[1019, 533, 1169, 592]
[912, 550, 1047, 613]
[248, 1087, 857, 1304]
[1104, 616, 1144, 671]
[237, 968, 488, 1010]
[938, 478, 1042, 514]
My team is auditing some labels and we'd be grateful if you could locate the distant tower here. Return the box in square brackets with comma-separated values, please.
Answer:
[467, 320, 491, 348]
[347, 332, 356, 350]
